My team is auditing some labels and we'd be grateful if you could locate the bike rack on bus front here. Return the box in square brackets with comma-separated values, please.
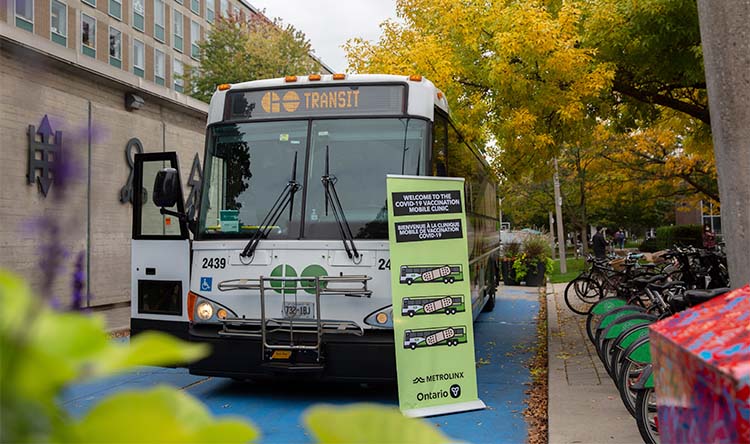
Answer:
[217, 275, 372, 363]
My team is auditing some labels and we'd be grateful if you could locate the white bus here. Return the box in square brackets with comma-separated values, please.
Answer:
[130, 74, 500, 381]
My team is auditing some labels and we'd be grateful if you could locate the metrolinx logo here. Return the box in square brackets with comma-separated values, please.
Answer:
[269, 264, 328, 294]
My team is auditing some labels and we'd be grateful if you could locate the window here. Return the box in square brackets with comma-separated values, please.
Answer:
[173, 10, 183, 52]
[220, 0, 228, 17]
[82, 0, 95, 6]
[154, 49, 166, 86]
[173, 59, 184, 93]
[133, 39, 145, 77]
[206, 1, 214, 23]
[190, 20, 200, 59]
[81, 13, 96, 58]
[109, 0, 122, 20]
[109, 27, 122, 68]
[50, 0, 67, 46]
[190, 0, 200, 15]
[15, 0, 34, 32]
[154, 0, 165, 42]
[232, 5, 239, 17]
[132, 0, 144, 31]
[175, 0, 182, 3]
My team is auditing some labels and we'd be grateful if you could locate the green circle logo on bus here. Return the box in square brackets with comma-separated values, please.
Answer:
[269, 264, 329, 295]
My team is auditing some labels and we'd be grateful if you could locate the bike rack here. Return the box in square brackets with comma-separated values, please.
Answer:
[217, 275, 371, 363]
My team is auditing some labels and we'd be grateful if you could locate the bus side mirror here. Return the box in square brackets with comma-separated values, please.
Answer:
[153, 168, 180, 208]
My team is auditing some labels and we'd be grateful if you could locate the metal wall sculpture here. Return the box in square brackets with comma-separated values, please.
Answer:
[119, 138, 144, 204]
[27, 115, 62, 197]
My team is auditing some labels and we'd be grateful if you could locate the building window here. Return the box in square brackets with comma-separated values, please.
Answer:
[132, 0, 144, 31]
[81, 13, 96, 58]
[173, 10, 183, 52]
[15, 0, 34, 32]
[154, 0, 165, 42]
[109, 0, 122, 20]
[206, 1, 214, 23]
[175, 0, 182, 3]
[190, 20, 200, 59]
[109, 27, 122, 68]
[232, 5, 239, 17]
[220, 0, 228, 17]
[82, 0, 95, 7]
[133, 39, 145, 77]
[50, 0, 67, 46]
[173, 59, 184, 93]
[155, 49, 166, 86]
[191, 0, 200, 15]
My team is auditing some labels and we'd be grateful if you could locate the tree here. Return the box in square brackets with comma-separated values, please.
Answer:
[185, 16, 322, 103]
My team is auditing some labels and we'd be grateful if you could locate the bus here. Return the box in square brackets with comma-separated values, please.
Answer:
[399, 264, 463, 285]
[403, 326, 467, 349]
[130, 74, 500, 382]
[401, 295, 465, 317]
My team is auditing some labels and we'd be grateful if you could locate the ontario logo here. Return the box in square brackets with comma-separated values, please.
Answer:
[269, 264, 328, 294]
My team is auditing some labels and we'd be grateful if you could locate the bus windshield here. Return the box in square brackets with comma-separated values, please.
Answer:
[199, 118, 428, 239]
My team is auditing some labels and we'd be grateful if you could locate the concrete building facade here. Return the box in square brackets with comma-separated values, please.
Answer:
[0, 0, 326, 323]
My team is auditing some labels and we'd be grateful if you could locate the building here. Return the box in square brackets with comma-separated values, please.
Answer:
[0, 0, 331, 327]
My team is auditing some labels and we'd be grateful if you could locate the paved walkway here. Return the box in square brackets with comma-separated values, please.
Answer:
[547, 282, 642, 443]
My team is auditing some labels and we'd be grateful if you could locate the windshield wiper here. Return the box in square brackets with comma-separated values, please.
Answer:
[321, 146, 360, 259]
[240, 152, 301, 258]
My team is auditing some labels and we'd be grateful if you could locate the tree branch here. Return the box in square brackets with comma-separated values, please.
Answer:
[612, 76, 711, 124]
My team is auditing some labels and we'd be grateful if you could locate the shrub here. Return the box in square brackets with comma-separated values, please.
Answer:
[513, 234, 554, 280]
[503, 240, 521, 259]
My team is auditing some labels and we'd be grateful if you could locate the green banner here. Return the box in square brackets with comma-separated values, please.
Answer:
[386, 175, 485, 417]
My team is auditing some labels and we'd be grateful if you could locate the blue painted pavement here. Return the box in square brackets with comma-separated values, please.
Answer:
[62, 287, 539, 443]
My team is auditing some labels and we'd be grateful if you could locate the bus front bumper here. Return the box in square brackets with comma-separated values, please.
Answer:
[187, 324, 397, 382]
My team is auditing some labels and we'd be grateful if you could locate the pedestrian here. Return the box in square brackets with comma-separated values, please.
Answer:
[614, 228, 625, 250]
[592, 226, 608, 259]
[702, 224, 717, 249]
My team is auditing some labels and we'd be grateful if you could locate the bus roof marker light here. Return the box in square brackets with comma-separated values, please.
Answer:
[308, 74, 321, 81]
[332, 73, 346, 80]
[408, 74, 423, 82]
[437, 91, 444, 100]
[285, 75, 298, 82]
[217, 83, 231, 91]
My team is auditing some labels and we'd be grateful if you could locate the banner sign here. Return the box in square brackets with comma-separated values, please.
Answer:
[386, 175, 485, 417]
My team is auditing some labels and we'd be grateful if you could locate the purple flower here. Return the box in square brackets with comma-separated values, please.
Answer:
[71, 251, 86, 311]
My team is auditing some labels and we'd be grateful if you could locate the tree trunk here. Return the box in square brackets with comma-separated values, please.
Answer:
[696, 1, 750, 287]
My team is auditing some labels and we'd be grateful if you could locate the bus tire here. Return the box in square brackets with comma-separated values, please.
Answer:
[406, 278, 414, 285]
[408, 311, 415, 317]
[410, 343, 416, 350]
[449, 277, 455, 283]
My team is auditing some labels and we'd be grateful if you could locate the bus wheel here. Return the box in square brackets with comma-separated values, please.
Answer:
[408, 311, 415, 317]
[449, 277, 455, 283]
[410, 343, 417, 350]
[447, 341, 452, 346]
[406, 278, 414, 285]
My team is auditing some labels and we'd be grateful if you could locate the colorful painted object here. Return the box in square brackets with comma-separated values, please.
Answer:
[650, 285, 750, 444]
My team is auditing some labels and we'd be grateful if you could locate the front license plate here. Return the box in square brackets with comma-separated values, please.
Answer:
[282, 302, 315, 319]
[271, 350, 292, 360]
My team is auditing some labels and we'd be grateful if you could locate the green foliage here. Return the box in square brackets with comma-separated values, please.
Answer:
[304, 404, 449, 444]
[638, 237, 662, 252]
[512, 234, 554, 280]
[0, 270, 257, 443]
[503, 240, 521, 258]
[655, 224, 703, 249]
[186, 17, 323, 102]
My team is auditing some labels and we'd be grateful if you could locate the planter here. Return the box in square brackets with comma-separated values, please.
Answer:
[524, 261, 547, 287]
[501, 259, 520, 286]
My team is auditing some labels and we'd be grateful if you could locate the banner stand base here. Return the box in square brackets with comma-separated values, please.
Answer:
[402, 399, 487, 418]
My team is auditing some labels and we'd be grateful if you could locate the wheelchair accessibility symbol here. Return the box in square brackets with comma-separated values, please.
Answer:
[200, 277, 212, 292]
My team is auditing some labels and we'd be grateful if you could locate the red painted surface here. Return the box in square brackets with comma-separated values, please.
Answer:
[650, 285, 750, 444]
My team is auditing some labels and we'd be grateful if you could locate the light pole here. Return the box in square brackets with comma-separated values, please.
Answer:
[554, 158, 567, 273]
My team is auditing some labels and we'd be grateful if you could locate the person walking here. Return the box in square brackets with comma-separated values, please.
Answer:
[702, 224, 717, 249]
[614, 228, 626, 249]
[592, 226, 608, 259]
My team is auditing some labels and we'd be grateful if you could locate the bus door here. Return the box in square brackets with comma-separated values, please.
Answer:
[130, 152, 191, 339]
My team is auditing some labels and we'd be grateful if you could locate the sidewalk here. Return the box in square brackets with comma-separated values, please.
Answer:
[547, 282, 642, 444]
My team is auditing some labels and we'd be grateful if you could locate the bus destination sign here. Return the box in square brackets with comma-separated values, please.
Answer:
[227, 85, 406, 120]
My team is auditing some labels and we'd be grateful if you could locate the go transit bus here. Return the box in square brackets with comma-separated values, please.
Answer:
[130, 74, 500, 381]
[403, 326, 468, 349]
[402, 295, 465, 317]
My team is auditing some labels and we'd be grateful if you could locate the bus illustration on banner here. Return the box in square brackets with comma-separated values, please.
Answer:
[402, 295, 465, 317]
[403, 326, 467, 349]
[399, 264, 463, 285]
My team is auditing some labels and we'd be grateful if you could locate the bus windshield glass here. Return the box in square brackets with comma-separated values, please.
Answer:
[199, 118, 428, 239]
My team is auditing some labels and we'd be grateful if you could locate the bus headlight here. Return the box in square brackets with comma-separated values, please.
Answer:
[196, 302, 214, 320]
[365, 306, 393, 328]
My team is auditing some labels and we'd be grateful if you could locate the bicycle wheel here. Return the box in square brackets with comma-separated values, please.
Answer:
[617, 358, 648, 416]
[636, 388, 660, 444]
[585, 297, 627, 343]
[564, 277, 602, 315]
